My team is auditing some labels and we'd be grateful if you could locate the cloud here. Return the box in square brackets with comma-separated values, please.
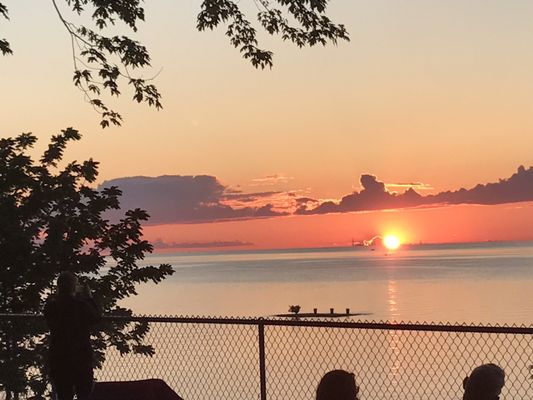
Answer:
[385, 182, 434, 191]
[152, 239, 253, 249]
[223, 191, 281, 203]
[297, 166, 533, 215]
[223, 190, 301, 213]
[297, 174, 423, 214]
[429, 165, 533, 205]
[99, 175, 288, 225]
[100, 166, 533, 224]
[250, 174, 294, 186]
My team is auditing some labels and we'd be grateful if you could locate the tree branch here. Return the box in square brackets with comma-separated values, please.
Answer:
[2, 0, 349, 128]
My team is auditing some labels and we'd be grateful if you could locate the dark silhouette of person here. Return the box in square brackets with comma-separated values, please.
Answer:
[463, 364, 505, 400]
[316, 369, 359, 400]
[44, 271, 102, 400]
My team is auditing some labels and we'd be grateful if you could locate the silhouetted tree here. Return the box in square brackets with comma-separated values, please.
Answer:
[0, 128, 174, 399]
[0, 1, 349, 128]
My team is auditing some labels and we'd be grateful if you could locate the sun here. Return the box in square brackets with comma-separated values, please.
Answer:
[383, 235, 401, 250]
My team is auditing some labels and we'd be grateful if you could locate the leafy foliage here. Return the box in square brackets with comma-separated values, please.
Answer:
[0, 0, 349, 127]
[198, 0, 349, 69]
[0, 2, 11, 55]
[0, 128, 174, 399]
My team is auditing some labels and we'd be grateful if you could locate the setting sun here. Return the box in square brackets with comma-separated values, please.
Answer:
[383, 235, 401, 250]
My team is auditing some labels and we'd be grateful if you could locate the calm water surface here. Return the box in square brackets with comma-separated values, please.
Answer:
[105, 242, 533, 399]
[123, 241, 533, 324]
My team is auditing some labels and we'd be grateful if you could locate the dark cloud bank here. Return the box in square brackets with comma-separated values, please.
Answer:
[297, 165, 533, 215]
[98, 175, 286, 225]
[99, 166, 533, 224]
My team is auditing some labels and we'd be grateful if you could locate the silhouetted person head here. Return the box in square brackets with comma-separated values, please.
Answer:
[316, 369, 359, 400]
[57, 271, 78, 296]
[463, 364, 505, 400]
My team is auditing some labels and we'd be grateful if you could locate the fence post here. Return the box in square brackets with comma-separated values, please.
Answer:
[258, 320, 267, 400]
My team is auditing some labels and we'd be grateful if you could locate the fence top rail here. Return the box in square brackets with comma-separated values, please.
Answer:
[2, 313, 533, 334]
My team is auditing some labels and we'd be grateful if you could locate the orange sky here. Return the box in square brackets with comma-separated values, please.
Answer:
[144, 202, 533, 250]
[2, 2, 533, 249]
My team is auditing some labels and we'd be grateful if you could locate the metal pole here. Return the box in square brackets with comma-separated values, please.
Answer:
[258, 321, 267, 400]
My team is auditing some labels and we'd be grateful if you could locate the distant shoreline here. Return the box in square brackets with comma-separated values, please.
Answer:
[152, 239, 533, 255]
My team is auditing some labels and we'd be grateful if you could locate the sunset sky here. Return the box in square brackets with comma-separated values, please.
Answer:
[2, 1, 533, 249]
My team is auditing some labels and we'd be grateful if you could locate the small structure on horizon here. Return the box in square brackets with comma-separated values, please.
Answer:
[288, 305, 301, 315]
[275, 307, 369, 319]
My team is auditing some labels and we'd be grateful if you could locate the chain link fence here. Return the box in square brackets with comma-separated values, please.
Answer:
[2, 314, 533, 399]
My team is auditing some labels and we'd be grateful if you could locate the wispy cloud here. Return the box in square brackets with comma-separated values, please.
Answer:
[223, 190, 303, 214]
[250, 174, 294, 186]
[385, 182, 434, 191]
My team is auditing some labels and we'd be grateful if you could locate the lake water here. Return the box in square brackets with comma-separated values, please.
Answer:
[123, 241, 533, 325]
[99, 242, 533, 399]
